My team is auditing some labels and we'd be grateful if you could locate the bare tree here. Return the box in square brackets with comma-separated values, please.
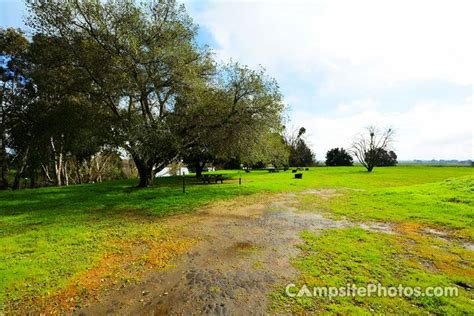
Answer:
[351, 126, 395, 172]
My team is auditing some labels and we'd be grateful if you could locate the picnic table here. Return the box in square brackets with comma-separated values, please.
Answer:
[201, 174, 225, 184]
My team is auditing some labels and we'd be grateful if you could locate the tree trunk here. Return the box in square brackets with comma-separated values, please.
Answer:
[50, 137, 63, 186]
[12, 147, 29, 190]
[12, 173, 21, 190]
[0, 134, 8, 189]
[133, 156, 154, 187]
[195, 161, 204, 178]
[29, 168, 36, 188]
[0, 82, 8, 189]
[41, 163, 53, 185]
[55, 152, 63, 186]
[195, 162, 204, 178]
[0, 147, 8, 189]
[75, 163, 83, 184]
[63, 160, 69, 186]
[137, 165, 153, 187]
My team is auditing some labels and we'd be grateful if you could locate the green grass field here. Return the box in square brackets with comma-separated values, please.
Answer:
[0, 166, 473, 312]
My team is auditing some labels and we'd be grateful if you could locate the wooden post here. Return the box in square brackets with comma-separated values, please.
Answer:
[182, 176, 185, 193]
[239, 177, 241, 185]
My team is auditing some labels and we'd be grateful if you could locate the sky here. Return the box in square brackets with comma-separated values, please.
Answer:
[1, 0, 473, 160]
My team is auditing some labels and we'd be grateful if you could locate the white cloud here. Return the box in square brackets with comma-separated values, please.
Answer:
[188, 0, 474, 159]
[293, 97, 473, 160]
[335, 99, 378, 115]
[192, 0, 474, 86]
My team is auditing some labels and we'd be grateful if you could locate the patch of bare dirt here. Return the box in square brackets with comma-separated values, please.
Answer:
[422, 227, 449, 238]
[462, 243, 474, 251]
[75, 193, 352, 315]
[359, 222, 395, 235]
[419, 227, 474, 250]
[301, 188, 342, 199]
[74, 191, 423, 315]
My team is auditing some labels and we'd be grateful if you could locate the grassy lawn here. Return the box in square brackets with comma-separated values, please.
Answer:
[0, 166, 473, 312]
[272, 227, 473, 314]
[297, 174, 474, 238]
[270, 168, 474, 314]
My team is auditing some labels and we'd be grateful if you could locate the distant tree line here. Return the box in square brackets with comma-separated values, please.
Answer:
[411, 159, 472, 165]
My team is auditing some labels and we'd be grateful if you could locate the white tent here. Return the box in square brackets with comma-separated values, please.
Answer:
[155, 167, 189, 177]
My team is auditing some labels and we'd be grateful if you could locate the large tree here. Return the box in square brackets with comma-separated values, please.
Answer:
[26, 0, 213, 187]
[286, 127, 315, 167]
[0, 31, 117, 189]
[24, 34, 114, 187]
[0, 28, 32, 189]
[176, 63, 285, 176]
[351, 126, 395, 172]
[325, 147, 353, 166]
[375, 149, 398, 167]
[240, 131, 289, 169]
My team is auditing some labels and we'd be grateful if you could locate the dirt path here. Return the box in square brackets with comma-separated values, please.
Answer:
[76, 191, 381, 315]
